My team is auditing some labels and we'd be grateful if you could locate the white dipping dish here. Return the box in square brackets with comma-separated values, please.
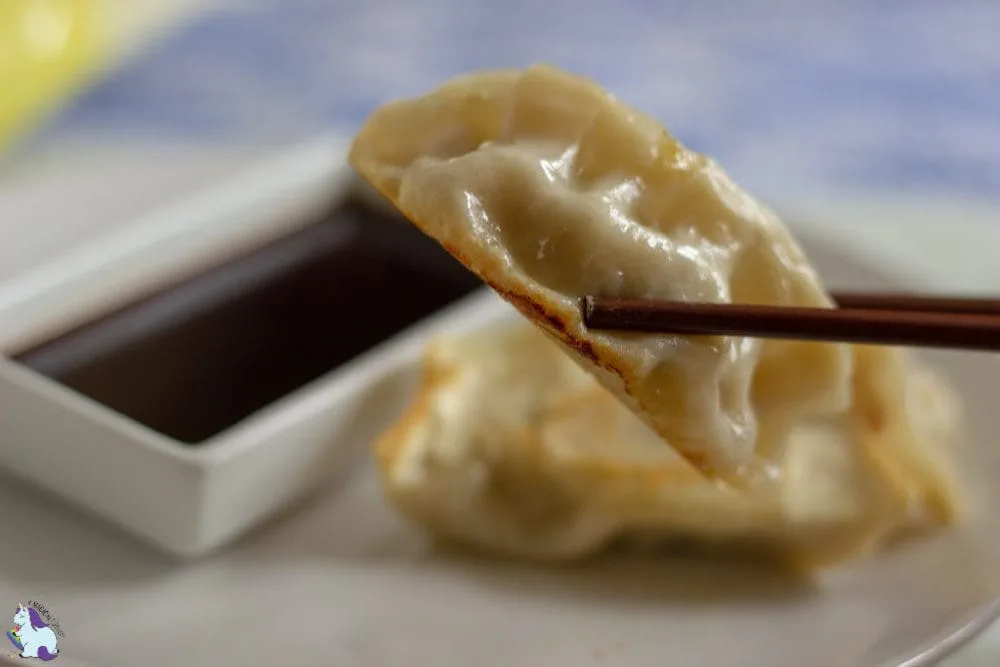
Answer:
[0, 134, 498, 557]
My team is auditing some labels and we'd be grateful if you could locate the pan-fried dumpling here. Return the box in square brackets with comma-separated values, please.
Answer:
[375, 323, 964, 569]
[350, 65, 852, 483]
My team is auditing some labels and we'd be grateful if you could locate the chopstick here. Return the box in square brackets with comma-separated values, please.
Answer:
[581, 293, 1000, 352]
[829, 292, 1000, 316]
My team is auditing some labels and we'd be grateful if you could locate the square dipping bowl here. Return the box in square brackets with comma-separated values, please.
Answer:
[0, 135, 508, 557]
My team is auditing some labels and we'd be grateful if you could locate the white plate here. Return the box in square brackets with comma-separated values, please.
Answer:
[0, 229, 998, 667]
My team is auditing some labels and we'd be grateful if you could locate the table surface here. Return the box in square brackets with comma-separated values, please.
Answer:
[2, 2, 1000, 665]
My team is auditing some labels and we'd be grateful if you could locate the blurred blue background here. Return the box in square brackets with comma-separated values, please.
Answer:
[35, 0, 1000, 199]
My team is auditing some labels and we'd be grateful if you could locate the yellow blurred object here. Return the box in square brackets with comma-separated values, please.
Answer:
[0, 0, 105, 150]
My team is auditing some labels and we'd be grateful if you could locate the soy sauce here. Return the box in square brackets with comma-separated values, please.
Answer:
[14, 196, 482, 444]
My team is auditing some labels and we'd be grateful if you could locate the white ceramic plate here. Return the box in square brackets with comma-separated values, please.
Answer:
[1, 229, 998, 667]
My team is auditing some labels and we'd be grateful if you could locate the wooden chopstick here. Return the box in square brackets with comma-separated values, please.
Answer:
[830, 292, 1000, 316]
[581, 294, 1000, 352]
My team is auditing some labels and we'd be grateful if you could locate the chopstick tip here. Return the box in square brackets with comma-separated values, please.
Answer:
[581, 295, 598, 325]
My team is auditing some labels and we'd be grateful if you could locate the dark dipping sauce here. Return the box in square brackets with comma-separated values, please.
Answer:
[13, 195, 482, 445]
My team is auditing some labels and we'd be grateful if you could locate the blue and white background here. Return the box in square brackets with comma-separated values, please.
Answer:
[28, 0, 1000, 201]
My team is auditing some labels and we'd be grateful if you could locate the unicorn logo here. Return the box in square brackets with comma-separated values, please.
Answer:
[7, 603, 58, 660]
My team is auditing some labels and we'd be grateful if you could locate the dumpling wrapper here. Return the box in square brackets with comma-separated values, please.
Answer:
[376, 323, 964, 569]
[350, 65, 853, 483]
